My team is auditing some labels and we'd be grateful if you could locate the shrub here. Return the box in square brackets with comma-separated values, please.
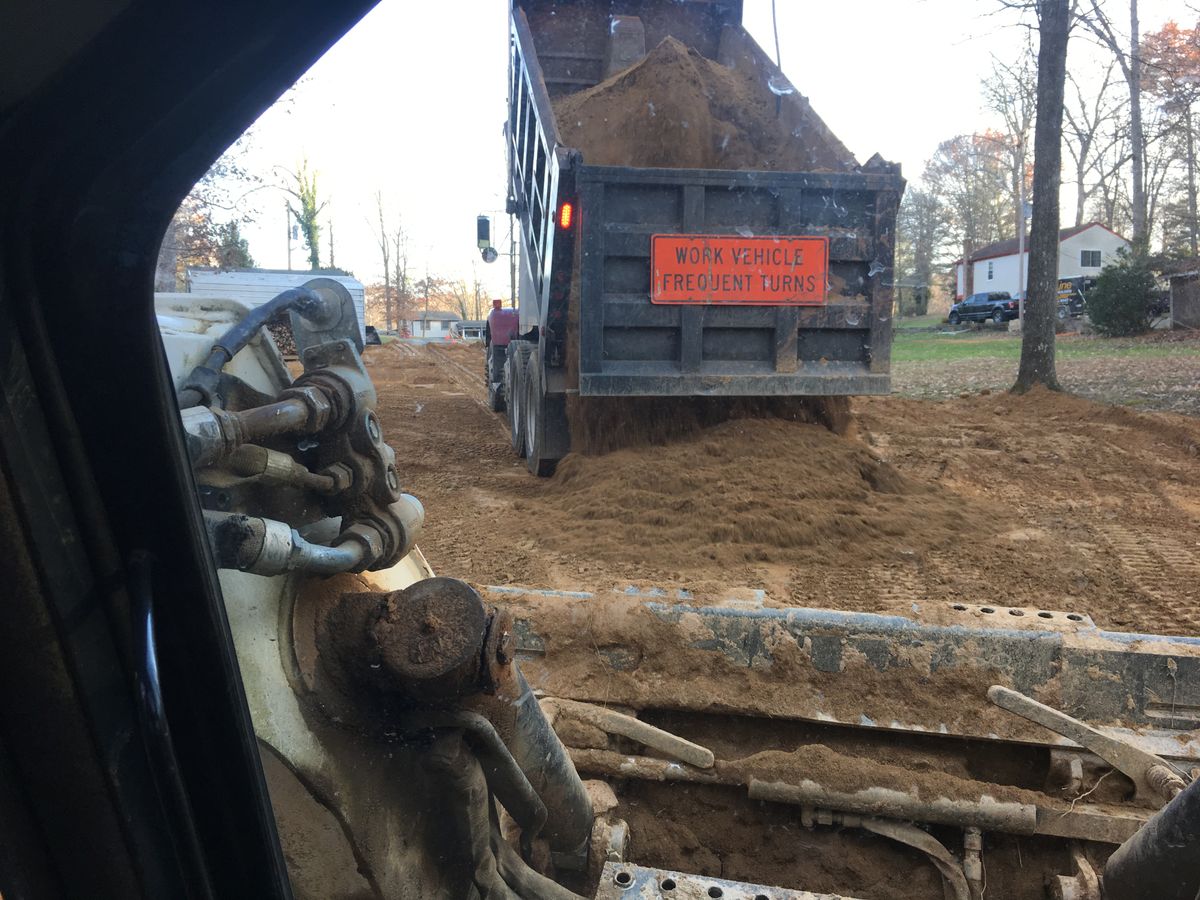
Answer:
[1085, 250, 1155, 337]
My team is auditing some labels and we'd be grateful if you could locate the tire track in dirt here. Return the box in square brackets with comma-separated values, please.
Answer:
[1097, 523, 1200, 635]
[420, 344, 512, 441]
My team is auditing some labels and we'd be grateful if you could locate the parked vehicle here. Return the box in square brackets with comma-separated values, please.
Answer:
[1057, 277, 1092, 319]
[948, 291, 1018, 325]
[1148, 289, 1171, 318]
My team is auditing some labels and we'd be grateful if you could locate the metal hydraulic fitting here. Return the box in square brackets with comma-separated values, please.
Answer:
[180, 405, 243, 467]
[335, 522, 385, 567]
[277, 383, 334, 432]
[320, 462, 355, 493]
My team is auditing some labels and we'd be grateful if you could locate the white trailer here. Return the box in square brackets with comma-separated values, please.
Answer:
[186, 267, 367, 345]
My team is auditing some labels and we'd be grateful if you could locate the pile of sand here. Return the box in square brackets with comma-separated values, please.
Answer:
[567, 395, 852, 456]
[554, 37, 824, 171]
[532, 417, 991, 569]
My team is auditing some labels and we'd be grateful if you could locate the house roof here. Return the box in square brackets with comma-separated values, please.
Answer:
[1161, 257, 1200, 278]
[188, 266, 356, 278]
[410, 310, 461, 321]
[966, 222, 1128, 264]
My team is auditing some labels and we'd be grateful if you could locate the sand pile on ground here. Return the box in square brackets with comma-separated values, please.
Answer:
[567, 395, 852, 455]
[554, 37, 823, 171]
[529, 417, 990, 569]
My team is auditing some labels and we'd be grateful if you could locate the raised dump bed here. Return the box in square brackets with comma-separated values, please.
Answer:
[494, 0, 905, 474]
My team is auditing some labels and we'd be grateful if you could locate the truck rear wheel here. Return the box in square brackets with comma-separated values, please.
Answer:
[505, 343, 530, 457]
[523, 353, 563, 477]
[486, 345, 506, 412]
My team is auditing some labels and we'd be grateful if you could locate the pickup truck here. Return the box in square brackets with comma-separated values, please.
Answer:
[948, 291, 1018, 325]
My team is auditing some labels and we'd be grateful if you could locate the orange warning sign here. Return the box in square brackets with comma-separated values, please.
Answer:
[650, 234, 829, 305]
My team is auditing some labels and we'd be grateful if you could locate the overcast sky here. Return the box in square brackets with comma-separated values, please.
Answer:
[231, 0, 1182, 301]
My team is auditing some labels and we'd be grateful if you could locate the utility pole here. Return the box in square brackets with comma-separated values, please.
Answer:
[286, 204, 292, 271]
[328, 218, 335, 269]
[1017, 174, 1026, 323]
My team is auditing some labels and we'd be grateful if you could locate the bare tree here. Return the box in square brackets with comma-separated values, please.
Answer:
[470, 264, 487, 321]
[156, 133, 264, 289]
[982, 44, 1038, 258]
[1087, 115, 1135, 231]
[1141, 19, 1200, 254]
[1015, 0, 1070, 393]
[374, 192, 393, 331]
[1080, 0, 1148, 245]
[447, 280, 472, 320]
[895, 187, 949, 314]
[924, 133, 1011, 294]
[391, 225, 411, 325]
[1143, 106, 1183, 245]
[1063, 63, 1130, 225]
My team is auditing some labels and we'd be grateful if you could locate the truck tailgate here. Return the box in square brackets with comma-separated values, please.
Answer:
[576, 165, 902, 397]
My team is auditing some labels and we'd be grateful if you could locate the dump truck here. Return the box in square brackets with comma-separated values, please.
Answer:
[487, 0, 905, 474]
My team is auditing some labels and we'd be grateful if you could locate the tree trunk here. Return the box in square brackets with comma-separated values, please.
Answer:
[1129, 0, 1146, 245]
[1014, 0, 1069, 394]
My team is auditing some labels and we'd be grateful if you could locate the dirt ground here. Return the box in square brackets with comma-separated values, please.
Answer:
[370, 340, 1200, 638]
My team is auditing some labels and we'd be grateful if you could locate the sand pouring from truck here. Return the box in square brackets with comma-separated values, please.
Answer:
[480, 0, 904, 474]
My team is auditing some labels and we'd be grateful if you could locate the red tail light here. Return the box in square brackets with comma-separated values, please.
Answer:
[558, 202, 574, 230]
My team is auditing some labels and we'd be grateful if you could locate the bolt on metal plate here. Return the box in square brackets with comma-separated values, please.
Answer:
[594, 862, 861, 900]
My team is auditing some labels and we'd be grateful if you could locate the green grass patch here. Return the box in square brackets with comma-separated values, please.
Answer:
[892, 313, 947, 331]
[892, 329, 1200, 363]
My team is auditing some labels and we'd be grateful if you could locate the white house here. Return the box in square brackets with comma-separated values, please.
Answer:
[186, 268, 367, 344]
[954, 222, 1129, 300]
[400, 310, 462, 339]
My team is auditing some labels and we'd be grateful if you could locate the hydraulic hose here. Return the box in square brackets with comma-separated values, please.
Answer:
[177, 286, 327, 408]
[203, 511, 367, 576]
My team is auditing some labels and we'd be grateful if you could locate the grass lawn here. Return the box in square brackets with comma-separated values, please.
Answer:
[892, 327, 1200, 363]
[889, 326, 1200, 416]
[892, 313, 947, 331]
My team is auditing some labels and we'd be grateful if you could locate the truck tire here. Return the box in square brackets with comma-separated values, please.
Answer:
[505, 342, 530, 457]
[948, 311, 960, 325]
[486, 345, 505, 412]
[523, 352, 561, 477]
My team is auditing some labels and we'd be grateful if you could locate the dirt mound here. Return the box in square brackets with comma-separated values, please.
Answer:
[567, 395, 852, 455]
[554, 36, 825, 171]
[534, 417, 987, 569]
